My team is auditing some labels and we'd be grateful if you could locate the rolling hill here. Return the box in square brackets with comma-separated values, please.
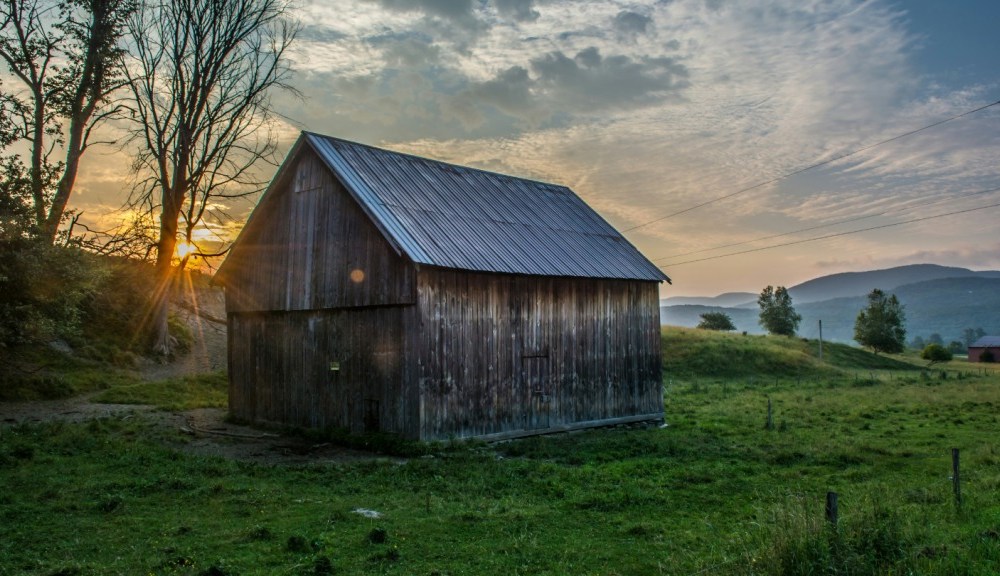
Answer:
[785, 263, 1000, 304]
[661, 265, 1000, 345]
[660, 292, 757, 308]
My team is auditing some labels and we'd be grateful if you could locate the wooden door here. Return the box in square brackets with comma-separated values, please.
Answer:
[524, 356, 550, 430]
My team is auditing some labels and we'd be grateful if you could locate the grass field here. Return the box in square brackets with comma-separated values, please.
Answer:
[1, 328, 999, 575]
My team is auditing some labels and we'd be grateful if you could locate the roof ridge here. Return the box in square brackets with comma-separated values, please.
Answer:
[303, 131, 572, 190]
[302, 131, 670, 283]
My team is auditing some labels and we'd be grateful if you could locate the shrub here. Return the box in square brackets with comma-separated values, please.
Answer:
[921, 344, 952, 366]
[697, 312, 736, 331]
[0, 242, 105, 347]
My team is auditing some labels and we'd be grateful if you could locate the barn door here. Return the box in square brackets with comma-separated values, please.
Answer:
[523, 356, 550, 430]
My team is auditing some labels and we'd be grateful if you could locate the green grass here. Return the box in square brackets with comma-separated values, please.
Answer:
[660, 326, 1000, 387]
[0, 346, 225, 410]
[93, 371, 228, 411]
[1, 328, 999, 574]
[0, 346, 140, 401]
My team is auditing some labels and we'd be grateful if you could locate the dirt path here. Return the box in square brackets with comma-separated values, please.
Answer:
[139, 287, 229, 381]
[2, 287, 404, 466]
[0, 391, 157, 424]
[0, 397, 400, 466]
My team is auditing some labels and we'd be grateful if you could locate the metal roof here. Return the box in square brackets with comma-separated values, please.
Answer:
[970, 336, 1000, 348]
[304, 132, 669, 282]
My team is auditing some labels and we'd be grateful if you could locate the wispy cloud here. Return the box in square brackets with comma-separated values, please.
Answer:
[66, 0, 1000, 294]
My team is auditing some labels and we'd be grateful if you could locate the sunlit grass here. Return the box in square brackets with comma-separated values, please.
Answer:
[93, 371, 227, 411]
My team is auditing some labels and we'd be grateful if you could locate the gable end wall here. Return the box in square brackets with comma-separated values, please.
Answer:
[223, 149, 415, 313]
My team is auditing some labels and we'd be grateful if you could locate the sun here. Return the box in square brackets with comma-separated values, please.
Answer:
[175, 241, 198, 259]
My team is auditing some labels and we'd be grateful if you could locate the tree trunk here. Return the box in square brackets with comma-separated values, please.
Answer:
[30, 95, 47, 228]
[149, 190, 183, 355]
[41, 0, 114, 243]
[42, 145, 84, 242]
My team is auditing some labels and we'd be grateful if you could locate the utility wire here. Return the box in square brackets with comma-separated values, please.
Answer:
[653, 212, 884, 262]
[659, 199, 1000, 269]
[623, 98, 1000, 233]
[653, 184, 1000, 262]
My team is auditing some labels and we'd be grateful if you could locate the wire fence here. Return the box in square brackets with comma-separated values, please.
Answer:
[673, 446, 988, 576]
[658, 372, 999, 575]
[663, 365, 1000, 393]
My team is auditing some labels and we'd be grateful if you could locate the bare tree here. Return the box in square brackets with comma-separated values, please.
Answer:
[0, 0, 132, 242]
[123, 0, 296, 354]
[67, 208, 158, 260]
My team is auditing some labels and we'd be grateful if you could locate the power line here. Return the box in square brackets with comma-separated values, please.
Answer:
[652, 212, 883, 262]
[623, 98, 1000, 233]
[653, 184, 1000, 262]
[659, 199, 1000, 269]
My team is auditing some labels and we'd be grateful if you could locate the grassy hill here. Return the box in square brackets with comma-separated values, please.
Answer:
[661, 326, 919, 382]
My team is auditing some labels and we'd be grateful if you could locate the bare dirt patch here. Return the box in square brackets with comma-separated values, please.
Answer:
[2, 287, 401, 466]
[140, 286, 229, 381]
[0, 395, 396, 467]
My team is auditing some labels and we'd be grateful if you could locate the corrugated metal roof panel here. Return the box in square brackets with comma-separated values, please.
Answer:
[305, 132, 669, 282]
[971, 336, 1000, 347]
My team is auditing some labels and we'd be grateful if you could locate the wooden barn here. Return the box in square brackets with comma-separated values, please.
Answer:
[214, 132, 670, 441]
[968, 336, 1000, 362]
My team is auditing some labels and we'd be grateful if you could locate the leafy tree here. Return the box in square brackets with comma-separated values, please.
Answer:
[909, 335, 926, 350]
[921, 343, 952, 366]
[853, 289, 906, 355]
[982, 349, 996, 363]
[758, 285, 800, 336]
[122, 0, 297, 354]
[963, 327, 986, 348]
[0, 0, 132, 242]
[697, 311, 736, 331]
[947, 341, 965, 355]
[928, 333, 944, 346]
[0, 237, 104, 347]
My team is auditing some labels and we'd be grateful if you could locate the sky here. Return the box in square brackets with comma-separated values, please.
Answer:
[70, 0, 1000, 297]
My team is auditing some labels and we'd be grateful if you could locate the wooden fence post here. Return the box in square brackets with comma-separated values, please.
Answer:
[826, 492, 838, 527]
[765, 397, 774, 430]
[952, 448, 961, 510]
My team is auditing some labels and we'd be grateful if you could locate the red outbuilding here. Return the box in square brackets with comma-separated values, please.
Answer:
[968, 336, 1000, 362]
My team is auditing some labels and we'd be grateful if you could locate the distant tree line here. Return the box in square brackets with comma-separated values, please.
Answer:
[909, 327, 986, 355]
[716, 282, 985, 363]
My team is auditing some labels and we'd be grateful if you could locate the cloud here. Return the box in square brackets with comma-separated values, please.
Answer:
[366, 31, 442, 68]
[449, 66, 537, 128]
[298, 24, 348, 44]
[64, 0, 1000, 296]
[612, 10, 653, 41]
[370, 0, 475, 21]
[817, 242, 1000, 272]
[443, 45, 689, 131]
[529, 47, 688, 112]
[495, 0, 540, 22]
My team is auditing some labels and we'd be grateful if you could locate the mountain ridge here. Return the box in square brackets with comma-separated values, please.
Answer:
[660, 264, 1000, 344]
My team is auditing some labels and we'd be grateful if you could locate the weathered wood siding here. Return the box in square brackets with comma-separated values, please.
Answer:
[222, 148, 663, 441]
[223, 149, 421, 436]
[228, 306, 419, 437]
[415, 269, 662, 440]
[223, 149, 415, 313]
